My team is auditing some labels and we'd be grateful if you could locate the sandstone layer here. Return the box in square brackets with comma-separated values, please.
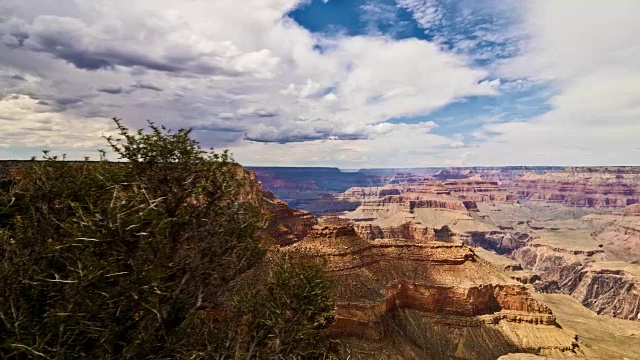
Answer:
[254, 166, 640, 358]
[278, 216, 580, 359]
[507, 171, 640, 208]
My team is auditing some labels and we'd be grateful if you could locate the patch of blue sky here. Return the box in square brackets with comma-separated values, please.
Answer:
[396, 0, 523, 65]
[288, 0, 424, 39]
[289, 0, 551, 141]
[290, 0, 523, 65]
[386, 81, 555, 137]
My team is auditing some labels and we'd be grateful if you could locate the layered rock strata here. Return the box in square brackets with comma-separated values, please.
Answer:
[508, 172, 640, 208]
[513, 243, 640, 321]
[261, 190, 317, 245]
[281, 217, 580, 359]
[353, 222, 434, 242]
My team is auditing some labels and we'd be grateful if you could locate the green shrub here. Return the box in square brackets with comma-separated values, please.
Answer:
[0, 119, 336, 359]
[241, 255, 337, 359]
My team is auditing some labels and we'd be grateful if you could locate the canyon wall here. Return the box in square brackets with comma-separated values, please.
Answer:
[508, 172, 640, 208]
[510, 237, 640, 321]
[279, 216, 581, 359]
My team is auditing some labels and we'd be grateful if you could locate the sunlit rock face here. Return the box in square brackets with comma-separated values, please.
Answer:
[513, 243, 640, 321]
[353, 222, 435, 242]
[259, 165, 640, 358]
[507, 170, 640, 208]
[273, 213, 579, 359]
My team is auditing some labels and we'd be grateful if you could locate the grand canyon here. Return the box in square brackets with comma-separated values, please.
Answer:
[3, 1, 639, 358]
[255, 166, 640, 359]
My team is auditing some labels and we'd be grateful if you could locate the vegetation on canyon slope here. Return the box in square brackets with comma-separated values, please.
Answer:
[0, 119, 337, 359]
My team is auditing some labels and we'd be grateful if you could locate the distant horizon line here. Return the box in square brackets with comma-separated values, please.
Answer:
[1, 160, 639, 170]
[245, 165, 640, 170]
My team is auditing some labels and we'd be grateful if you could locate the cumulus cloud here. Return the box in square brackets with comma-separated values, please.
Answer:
[237, 108, 280, 118]
[0, 12, 280, 77]
[230, 121, 467, 167]
[217, 113, 235, 119]
[465, 0, 640, 165]
[0, 95, 117, 150]
[243, 119, 407, 143]
[0, 0, 514, 165]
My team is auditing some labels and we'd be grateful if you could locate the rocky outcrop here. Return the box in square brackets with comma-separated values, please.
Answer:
[508, 172, 640, 208]
[353, 222, 435, 242]
[341, 187, 401, 199]
[625, 204, 640, 216]
[282, 214, 580, 358]
[343, 195, 470, 224]
[261, 190, 317, 245]
[571, 264, 640, 320]
[512, 244, 640, 321]
[406, 198, 468, 211]
[464, 231, 531, 255]
[382, 282, 553, 319]
[512, 244, 601, 292]
[442, 178, 510, 203]
[594, 222, 640, 263]
[355, 196, 467, 211]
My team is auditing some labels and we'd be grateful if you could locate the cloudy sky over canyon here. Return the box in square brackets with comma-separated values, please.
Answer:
[0, 0, 639, 167]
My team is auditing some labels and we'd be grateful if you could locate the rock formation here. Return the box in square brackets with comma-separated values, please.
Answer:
[254, 165, 640, 358]
[262, 190, 317, 245]
[509, 233, 640, 321]
[275, 215, 580, 359]
[248, 167, 383, 214]
[353, 222, 434, 242]
[507, 171, 640, 208]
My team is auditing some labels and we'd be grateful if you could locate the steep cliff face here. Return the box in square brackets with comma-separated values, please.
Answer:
[261, 190, 317, 246]
[513, 244, 600, 292]
[593, 221, 640, 262]
[280, 217, 580, 359]
[508, 172, 640, 208]
[341, 186, 402, 199]
[464, 231, 531, 255]
[255, 166, 640, 357]
[353, 222, 435, 242]
[338, 183, 491, 244]
[571, 263, 640, 320]
[347, 195, 468, 214]
[512, 243, 640, 321]
[382, 281, 554, 320]
[442, 178, 511, 203]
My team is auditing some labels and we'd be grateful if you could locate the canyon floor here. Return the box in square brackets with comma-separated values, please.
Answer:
[258, 166, 640, 359]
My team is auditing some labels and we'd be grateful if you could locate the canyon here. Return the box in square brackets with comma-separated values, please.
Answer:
[255, 166, 640, 359]
[5, 161, 636, 358]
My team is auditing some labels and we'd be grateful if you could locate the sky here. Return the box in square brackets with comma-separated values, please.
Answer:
[0, 0, 639, 167]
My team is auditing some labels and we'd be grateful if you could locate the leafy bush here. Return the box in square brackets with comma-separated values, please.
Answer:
[241, 256, 337, 359]
[0, 119, 336, 359]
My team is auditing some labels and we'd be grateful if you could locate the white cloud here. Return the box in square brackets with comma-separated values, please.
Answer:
[280, 79, 322, 98]
[230, 121, 471, 167]
[396, 0, 443, 29]
[0, 95, 117, 150]
[0, 0, 497, 165]
[218, 112, 235, 119]
[464, 0, 640, 166]
[3, 0, 637, 168]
